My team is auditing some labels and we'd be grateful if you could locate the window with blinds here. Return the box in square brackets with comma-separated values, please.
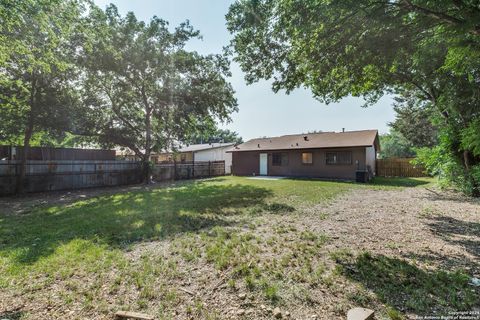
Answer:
[272, 152, 288, 166]
[326, 151, 352, 165]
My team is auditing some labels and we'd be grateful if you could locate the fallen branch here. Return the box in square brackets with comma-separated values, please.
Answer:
[179, 287, 195, 295]
[425, 187, 441, 196]
[211, 274, 227, 291]
[114, 310, 154, 320]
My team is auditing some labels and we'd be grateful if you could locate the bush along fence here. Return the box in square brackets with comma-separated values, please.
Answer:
[152, 161, 225, 181]
[0, 160, 226, 196]
[376, 158, 427, 177]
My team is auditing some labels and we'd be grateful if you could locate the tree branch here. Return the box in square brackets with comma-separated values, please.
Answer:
[100, 80, 142, 135]
[400, 0, 480, 35]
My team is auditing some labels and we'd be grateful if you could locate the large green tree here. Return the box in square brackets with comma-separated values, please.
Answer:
[187, 128, 243, 145]
[378, 130, 415, 159]
[0, 0, 86, 192]
[226, 0, 480, 195]
[390, 93, 438, 148]
[80, 5, 237, 182]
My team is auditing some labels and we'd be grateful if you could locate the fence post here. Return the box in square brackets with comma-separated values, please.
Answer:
[173, 160, 177, 180]
[208, 161, 211, 177]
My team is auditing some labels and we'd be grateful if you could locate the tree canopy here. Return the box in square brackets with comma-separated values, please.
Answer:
[0, 0, 85, 144]
[389, 94, 438, 148]
[226, 0, 480, 195]
[378, 130, 416, 159]
[1, 1, 238, 185]
[186, 128, 243, 145]
[0, 0, 87, 191]
[79, 5, 237, 181]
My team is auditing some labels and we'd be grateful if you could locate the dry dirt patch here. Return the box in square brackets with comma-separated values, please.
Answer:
[1, 179, 479, 319]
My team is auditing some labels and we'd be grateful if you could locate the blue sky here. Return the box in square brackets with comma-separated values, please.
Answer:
[93, 0, 396, 141]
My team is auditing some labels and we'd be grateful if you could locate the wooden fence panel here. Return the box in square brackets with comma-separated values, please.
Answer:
[0, 146, 115, 161]
[1, 160, 227, 196]
[152, 161, 225, 181]
[0, 160, 142, 195]
[376, 158, 427, 177]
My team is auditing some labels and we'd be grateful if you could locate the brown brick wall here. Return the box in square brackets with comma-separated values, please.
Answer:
[232, 147, 367, 180]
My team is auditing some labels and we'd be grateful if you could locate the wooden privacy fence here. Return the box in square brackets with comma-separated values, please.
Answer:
[0, 160, 142, 195]
[0, 160, 226, 196]
[0, 146, 115, 161]
[376, 158, 427, 177]
[152, 161, 225, 181]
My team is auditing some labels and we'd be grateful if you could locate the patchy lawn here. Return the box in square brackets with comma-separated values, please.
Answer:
[368, 176, 435, 188]
[0, 176, 478, 319]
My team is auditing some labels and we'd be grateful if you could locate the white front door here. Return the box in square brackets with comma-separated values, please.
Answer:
[259, 153, 268, 175]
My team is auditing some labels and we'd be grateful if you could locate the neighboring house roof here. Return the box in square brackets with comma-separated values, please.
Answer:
[229, 130, 379, 152]
[179, 143, 235, 153]
[115, 148, 171, 156]
[115, 148, 137, 156]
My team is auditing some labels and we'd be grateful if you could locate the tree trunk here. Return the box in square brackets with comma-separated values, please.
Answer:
[16, 76, 37, 194]
[462, 150, 480, 197]
[16, 123, 34, 194]
[144, 107, 152, 184]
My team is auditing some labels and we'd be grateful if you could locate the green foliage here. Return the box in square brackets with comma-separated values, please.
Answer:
[414, 147, 450, 178]
[379, 130, 415, 159]
[0, 0, 86, 145]
[187, 128, 243, 144]
[227, 1, 480, 102]
[80, 5, 237, 171]
[390, 94, 438, 148]
[1, 1, 238, 171]
[226, 0, 480, 196]
[414, 132, 480, 196]
[461, 119, 480, 157]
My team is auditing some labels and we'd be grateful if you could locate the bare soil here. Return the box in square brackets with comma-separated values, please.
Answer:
[126, 186, 479, 319]
[1, 184, 479, 320]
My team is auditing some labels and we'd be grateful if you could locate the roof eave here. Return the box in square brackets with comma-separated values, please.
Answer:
[228, 144, 375, 153]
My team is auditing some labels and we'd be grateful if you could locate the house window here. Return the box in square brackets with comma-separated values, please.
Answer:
[302, 152, 313, 164]
[180, 153, 186, 162]
[326, 151, 352, 165]
[272, 152, 288, 166]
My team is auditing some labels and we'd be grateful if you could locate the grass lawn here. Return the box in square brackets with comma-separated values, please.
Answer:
[0, 176, 476, 319]
[368, 176, 435, 188]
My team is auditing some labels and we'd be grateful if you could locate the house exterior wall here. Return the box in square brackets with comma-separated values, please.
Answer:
[232, 151, 261, 176]
[154, 153, 173, 162]
[194, 146, 233, 174]
[232, 147, 366, 180]
[365, 146, 376, 176]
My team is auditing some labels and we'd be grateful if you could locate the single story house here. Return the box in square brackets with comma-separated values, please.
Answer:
[229, 130, 379, 181]
[116, 143, 235, 173]
[177, 143, 235, 174]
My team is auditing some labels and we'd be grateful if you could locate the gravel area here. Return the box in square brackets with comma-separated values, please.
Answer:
[318, 187, 480, 272]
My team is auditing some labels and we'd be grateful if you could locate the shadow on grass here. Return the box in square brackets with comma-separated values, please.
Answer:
[0, 311, 23, 320]
[335, 252, 479, 315]
[0, 180, 272, 265]
[368, 177, 432, 187]
[427, 216, 480, 263]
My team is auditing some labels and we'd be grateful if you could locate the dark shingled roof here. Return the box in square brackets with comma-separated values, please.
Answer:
[229, 130, 379, 152]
